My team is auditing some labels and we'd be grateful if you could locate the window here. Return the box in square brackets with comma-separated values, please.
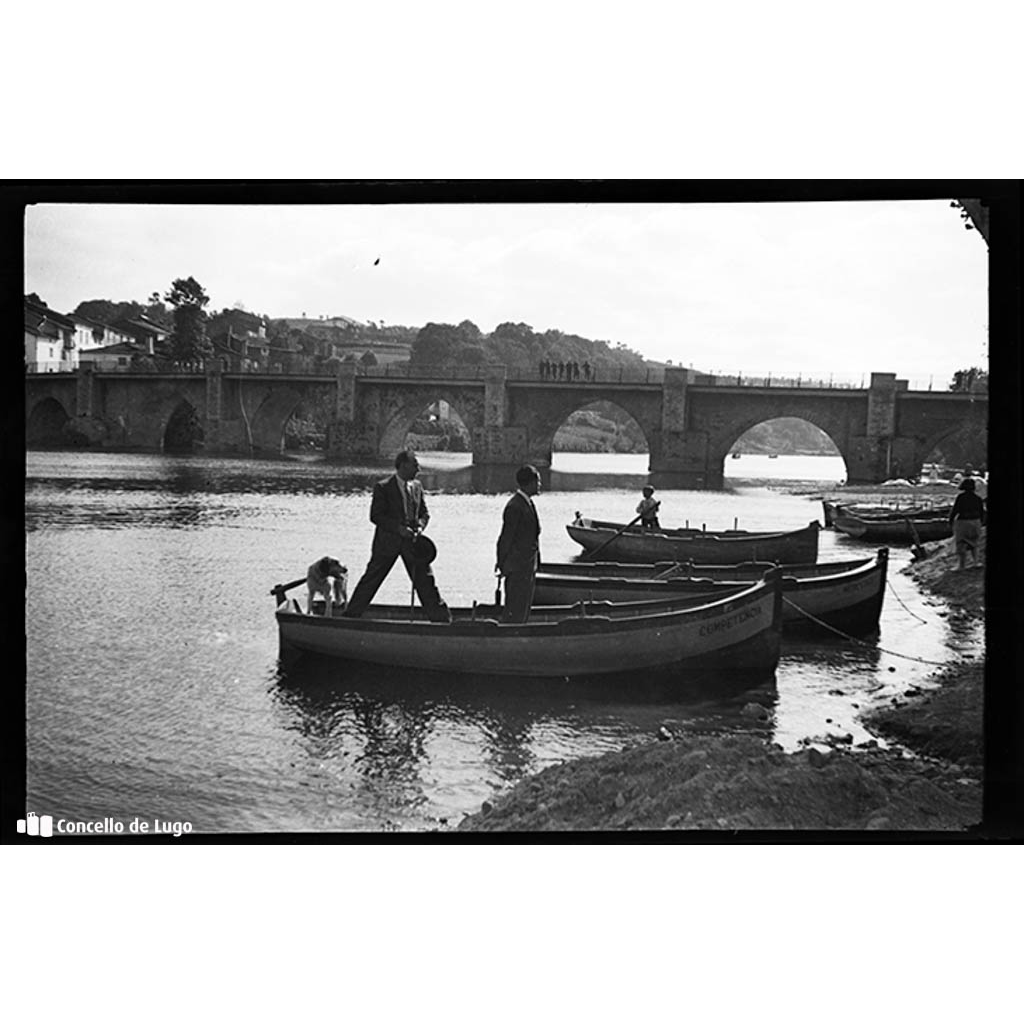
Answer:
[118, 357, 128, 366]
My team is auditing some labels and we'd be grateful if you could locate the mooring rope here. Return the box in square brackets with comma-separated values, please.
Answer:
[885, 577, 929, 624]
[781, 596, 950, 666]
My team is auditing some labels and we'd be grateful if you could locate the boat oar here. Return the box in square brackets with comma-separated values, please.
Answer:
[904, 515, 929, 562]
[270, 577, 307, 608]
[580, 512, 643, 561]
[653, 561, 685, 580]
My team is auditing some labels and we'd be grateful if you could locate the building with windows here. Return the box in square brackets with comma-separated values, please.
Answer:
[68, 313, 135, 361]
[207, 309, 271, 370]
[111, 315, 170, 355]
[25, 298, 76, 372]
[78, 341, 149, 371]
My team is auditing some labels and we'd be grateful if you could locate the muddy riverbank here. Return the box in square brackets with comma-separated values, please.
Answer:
[458, 514, 985, 834]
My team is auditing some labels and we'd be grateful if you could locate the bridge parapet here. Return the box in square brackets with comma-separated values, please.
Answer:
[26, 365, 983, 486]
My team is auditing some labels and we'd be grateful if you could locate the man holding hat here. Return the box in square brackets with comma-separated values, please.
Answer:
[344, 449, 451, 621]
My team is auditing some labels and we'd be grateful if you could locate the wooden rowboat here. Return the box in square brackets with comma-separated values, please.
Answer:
[822, 499, 952, 528]
[534, 550, 889, 636]
[566, 516, 820, 565]
[272, 573, 785, 680]
[833, 512, 952, 543]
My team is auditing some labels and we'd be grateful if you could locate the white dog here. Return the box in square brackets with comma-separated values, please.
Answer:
[306, 556, 348, 616]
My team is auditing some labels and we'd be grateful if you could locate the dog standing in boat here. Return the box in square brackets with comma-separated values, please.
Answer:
[306, 556, 348, 615]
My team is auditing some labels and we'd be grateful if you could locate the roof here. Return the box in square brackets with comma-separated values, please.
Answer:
[24, 299, 75, 330]
[67, 312, 108, 328]
[113, 316, 170, 336]
[79, 341, 146, 356]
[279, 315, 364, 330]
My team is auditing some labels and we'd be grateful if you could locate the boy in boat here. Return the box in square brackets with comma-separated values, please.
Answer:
[636, 485, 661, 531]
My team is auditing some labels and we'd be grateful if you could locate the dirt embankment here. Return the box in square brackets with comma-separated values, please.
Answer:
[457, 511, 985, 834]
[861, 533, 984, 768]
[457, 734, 980, 832]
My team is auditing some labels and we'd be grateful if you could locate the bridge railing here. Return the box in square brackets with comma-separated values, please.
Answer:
[24, 363, 941, 391]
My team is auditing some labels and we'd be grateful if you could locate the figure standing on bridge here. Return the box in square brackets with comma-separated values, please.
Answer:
[342, 450, 452, 622]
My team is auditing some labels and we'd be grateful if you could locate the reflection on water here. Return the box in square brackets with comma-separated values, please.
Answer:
[270, 654, 783, 826]
[25, 450, 984, 832]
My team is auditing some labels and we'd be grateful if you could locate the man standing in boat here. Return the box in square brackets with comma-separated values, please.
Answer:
[495, 464, 542, 623]
[343, 450, 452, 622]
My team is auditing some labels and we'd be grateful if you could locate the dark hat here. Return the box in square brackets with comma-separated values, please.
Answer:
[409, 533, 437, 564]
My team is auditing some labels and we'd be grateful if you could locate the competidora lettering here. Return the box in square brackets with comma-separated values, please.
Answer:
[698, 604, 762, 637]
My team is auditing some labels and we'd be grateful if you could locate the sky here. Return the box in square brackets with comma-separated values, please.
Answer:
[24, 198, 988, 388]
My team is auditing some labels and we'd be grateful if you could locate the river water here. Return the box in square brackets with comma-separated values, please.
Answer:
[24, 450, 983, 833]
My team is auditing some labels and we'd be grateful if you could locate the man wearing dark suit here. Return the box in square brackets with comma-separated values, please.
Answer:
[495, 464, 542, 623]
[344, 450, 451, 621]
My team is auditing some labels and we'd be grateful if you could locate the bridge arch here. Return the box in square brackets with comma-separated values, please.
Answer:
[549, 398, 650, 459]
[513, 390, 659, 467]
[918, 421, 987, 475]
[246, 384, 308, 454]
[710, 409, 851, 481]
[377, 387, 484, 458]
[163, 399, 205, 452]
[27, 397, 71, 446]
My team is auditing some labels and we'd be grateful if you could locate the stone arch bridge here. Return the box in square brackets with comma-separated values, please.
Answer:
[25, 364, 986, 486]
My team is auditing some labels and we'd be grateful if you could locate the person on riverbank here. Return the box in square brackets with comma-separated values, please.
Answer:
[948, 477, 986, 570]
[343, 450, 452, 621]
[962, 463, 987, 499]
[495, 464, 542, 623]
[636, 485, 661, 530]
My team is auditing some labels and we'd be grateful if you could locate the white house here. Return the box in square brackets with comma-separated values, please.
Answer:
[25, 300, 76, 372]
[68, 313, 135, 363]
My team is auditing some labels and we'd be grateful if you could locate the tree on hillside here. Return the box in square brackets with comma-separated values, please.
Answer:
[410, 322, 470, 365]
[165, 276, 211, 363]
[457, 320, 483, 344]
[949, 367, 988, 393]
[74, 296, 172, 330]
[145, 292, 172, 328]
[458, 344, 487, 365]
[76, 299, 130, 324]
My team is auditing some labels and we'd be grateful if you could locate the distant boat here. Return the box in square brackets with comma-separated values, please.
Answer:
[822, 499, 952, 528]
[566, 517, 820, 564]
[534, 550, 889, 637]
[833, 511, 952, 543]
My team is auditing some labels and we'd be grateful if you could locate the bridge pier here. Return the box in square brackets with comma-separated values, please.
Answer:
[648, 368, 716, 487]
[204, 363, 224, 449]
[845, 372, 910, 483]
[473, 365, 533, 467]
[326, 362, 379, 459]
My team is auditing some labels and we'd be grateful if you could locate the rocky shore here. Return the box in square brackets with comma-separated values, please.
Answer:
[457, 503, 985, 834]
